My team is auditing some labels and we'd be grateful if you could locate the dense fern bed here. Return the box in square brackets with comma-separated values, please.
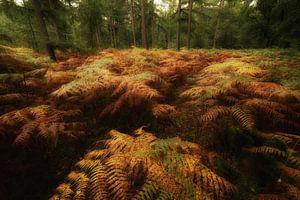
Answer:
[0, 45, 299, 199]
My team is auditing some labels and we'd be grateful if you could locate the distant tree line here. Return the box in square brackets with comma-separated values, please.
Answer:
[0, 0, 299, 58]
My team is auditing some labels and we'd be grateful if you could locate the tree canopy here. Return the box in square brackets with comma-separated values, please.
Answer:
[0, 0, 299, 54]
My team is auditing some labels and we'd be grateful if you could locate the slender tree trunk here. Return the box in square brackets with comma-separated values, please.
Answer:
[213, 0, 225, 49]
[109, 18, 114, 47]
[67, 0, 72, 8]
[95, 23, 101, 48]
[112, 22, 117, 48]
[168, 19, 171, 49]
[130, 0, 136, 46]
[49, 0, 62, 42]
[187, 0, 193, 49]
[22, 0, 37, 49]
[31, 0, 56, 61]
[140, 0, 148, 49]
[176, 0, 182, 51]
[150, 0, 155, 48]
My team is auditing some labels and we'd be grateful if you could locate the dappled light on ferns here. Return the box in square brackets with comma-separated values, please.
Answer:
[50, 129, 235, 200]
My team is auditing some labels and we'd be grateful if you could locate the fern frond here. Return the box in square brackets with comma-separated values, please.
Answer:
[282, 183, 300, 200]
[180, 86, 206, 100]
[152, 104, 177, 118]
[230, 106, 256, 131]
[258, 132, 300, 147]
[195, 166, 235, 200]
[50, 183, 74, 200]
[0, 93, 30, 105]
[67, 172, 89, 200]
[51, 129, 234, 200]
[247, 146, 287, 159]
[89, 164, 109, 199]
[200, 106, 231, 124]
[0, 106, 85, 148]
[279, 165, 300, 183]
[244, 99, 285, 120]
[106, 160, 131, 200]
[100, 80, 162, 116]
[105, 129, 136, 153]
[132, 180, 159, 200]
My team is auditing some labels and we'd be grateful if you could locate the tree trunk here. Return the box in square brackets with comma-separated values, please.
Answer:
[112, 21, 117, 48]
[95, 23, 101, 48]
[140, 0, 148, 49]
[213, 0, 225, 49]
[22, 0, 37, 49]
[67, 0, 72, 8]
[150, 0, 155, 48]
[187, 0, 193, 49]
[130, 0, 136, 46]
[176, 0, 182, 51]
[31, 0, 56, 61]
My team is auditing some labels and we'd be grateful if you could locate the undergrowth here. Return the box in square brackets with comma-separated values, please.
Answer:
[0, 46, 299, 200]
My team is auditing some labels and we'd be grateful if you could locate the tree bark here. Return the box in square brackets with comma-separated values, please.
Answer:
[130, 0, 136, 46]
[31, 0, 56, 61]
[176, 0, 182, 51]
[187, 0, 193, 49]
[22, 0, 37, 49]
[140, 0, 148, 49]
[150, 0, 155, 48]
[213, 0, 225, 49]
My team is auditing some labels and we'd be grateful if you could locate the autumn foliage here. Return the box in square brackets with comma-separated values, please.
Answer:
[0, 46, 299, 199]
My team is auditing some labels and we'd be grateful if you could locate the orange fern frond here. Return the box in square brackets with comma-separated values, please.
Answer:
[279, 164, 300, 184]
[100, 80, 162, 116]
[152, 104, 177, 118]
[258, 132, 300, 147]
[230, 106, 256, 131]
[50, 129, 235, 200]
[200, 106, 231, 125]
[0, 106, 85, 148]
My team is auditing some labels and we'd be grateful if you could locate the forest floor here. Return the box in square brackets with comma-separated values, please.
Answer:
[0, 45, 300, 200]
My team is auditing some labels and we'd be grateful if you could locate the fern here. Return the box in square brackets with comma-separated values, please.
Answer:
[231, 106, 256, 131]
[282, 183, 300, 200]
[200, 106, 231, 125]
[258, 132, 300, 147]
[50, 129, 235, 200]
[100, 80, 162, 116]
[0, 93, 30, 104]
[247, 146, 287, 159]
[151, 104, 177, 118]
[200, 105, 256, 132]
[0, 105, 85, 148]
[279, 164, 300, 184]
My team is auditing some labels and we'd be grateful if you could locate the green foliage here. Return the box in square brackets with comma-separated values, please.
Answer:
[1, 0, 300, 50]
